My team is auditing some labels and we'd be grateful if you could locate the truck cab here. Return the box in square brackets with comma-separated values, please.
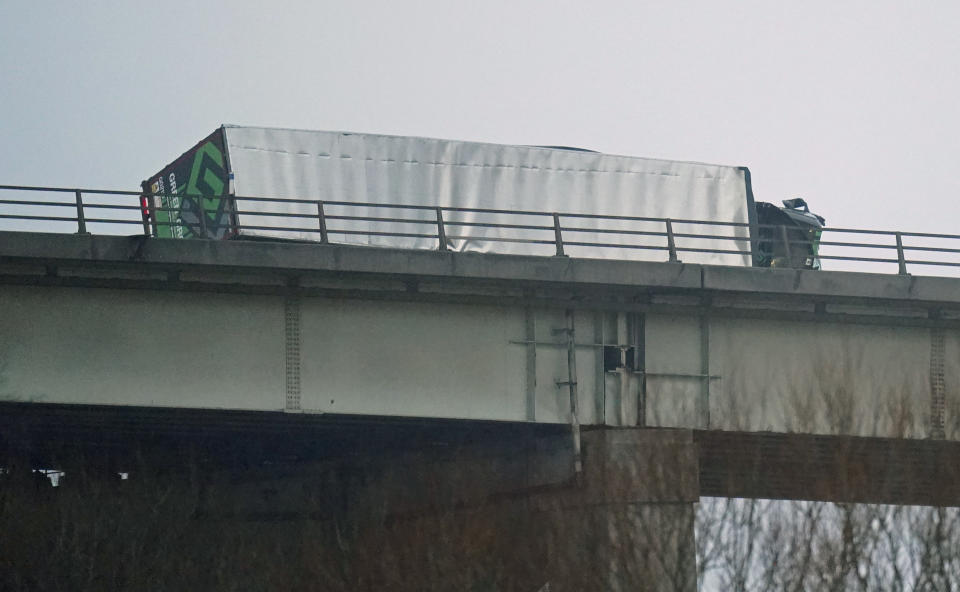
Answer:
[754, 198, 825, 269]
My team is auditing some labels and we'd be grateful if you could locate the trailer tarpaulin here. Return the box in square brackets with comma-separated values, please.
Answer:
[219, 125, 753, 265]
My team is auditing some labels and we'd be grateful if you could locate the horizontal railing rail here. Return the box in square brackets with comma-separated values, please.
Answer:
[3, 183, 960, 276]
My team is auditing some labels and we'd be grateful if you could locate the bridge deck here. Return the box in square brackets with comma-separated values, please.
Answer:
[3, 231, 960, 500]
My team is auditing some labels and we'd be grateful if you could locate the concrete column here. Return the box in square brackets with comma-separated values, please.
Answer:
[351, 427, 700, 591]
[532, 428, 699, 592]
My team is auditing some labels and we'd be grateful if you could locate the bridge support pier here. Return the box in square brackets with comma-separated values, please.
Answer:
[329, 427, 700, 591]
[530, 428, 699, 591]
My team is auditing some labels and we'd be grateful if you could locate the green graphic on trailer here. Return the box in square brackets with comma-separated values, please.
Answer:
[148, 129, 230, 239]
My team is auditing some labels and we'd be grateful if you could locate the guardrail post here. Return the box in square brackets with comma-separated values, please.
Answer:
[74, 190, 89, 235]
[229, 194, 238, 235]
[140, 193, 152, 237]
[665, 219, 678, 262]
[316, 201, 329, 244]
[436, 207, 448, 251]
[196, 197, 207, 238]
[553, 213, 566, 257]
[780, 225, 793, 266]
[896, 232, 908, 275]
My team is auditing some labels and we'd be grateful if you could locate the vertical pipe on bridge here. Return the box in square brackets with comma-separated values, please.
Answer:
[699, 310, 712, 430]
[525, 308, 537, 422]
[565, 310, 582, 475]
[616, 312, 629, 425]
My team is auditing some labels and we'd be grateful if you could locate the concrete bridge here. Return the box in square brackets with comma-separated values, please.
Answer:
[3, 230, 960, 590]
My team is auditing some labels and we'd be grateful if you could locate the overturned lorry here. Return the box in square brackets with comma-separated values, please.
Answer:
[142, 125, 824, 268]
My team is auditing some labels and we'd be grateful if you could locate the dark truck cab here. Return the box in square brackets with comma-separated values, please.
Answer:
[754, 198, 825, 269]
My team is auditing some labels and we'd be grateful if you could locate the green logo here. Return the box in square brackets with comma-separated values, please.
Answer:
[183, 141, 228, 238]
[148, 129, 231, 239]
[187, 142, 226, 212]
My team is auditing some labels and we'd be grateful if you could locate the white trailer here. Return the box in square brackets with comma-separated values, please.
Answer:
[144, 125, 820, 267]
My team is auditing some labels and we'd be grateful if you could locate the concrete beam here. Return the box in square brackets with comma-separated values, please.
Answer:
[8, 401, 960, 509]
[697, 430, 960, 507]
[0, 231, 701, 291]
[702, 265, 960, 305]
[5, 231, 960, 310]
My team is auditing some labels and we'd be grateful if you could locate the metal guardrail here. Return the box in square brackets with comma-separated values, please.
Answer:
[2, 184, 960, 276]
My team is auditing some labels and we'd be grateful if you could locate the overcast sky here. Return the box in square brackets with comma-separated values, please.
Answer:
[2, 0, 958, 234]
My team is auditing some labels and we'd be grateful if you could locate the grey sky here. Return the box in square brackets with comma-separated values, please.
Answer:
[2, 0, 958, 233]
